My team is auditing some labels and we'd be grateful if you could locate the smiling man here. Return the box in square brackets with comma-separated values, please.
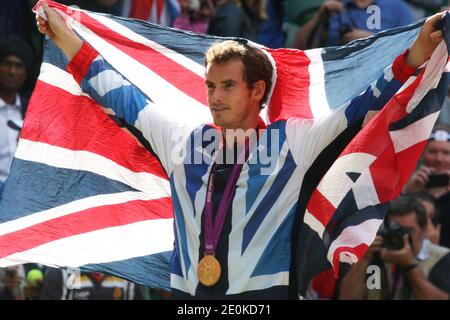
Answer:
[35, 0, 447, 298]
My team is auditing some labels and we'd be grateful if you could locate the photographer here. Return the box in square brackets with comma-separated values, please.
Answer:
[0, 266, 25, 300]
[293, 0, 414, 49]
[404, 129, 450, 248]
[339, 196, 450, 299]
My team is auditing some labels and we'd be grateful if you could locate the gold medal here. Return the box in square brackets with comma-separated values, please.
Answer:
[197, 254, 221, 286]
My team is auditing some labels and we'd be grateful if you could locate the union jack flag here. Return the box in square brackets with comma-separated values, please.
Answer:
[0, 1, 449, 296]
[121, 0, 180, 27]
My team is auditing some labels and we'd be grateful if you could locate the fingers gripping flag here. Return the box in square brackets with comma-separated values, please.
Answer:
[0, 1, 449, 294]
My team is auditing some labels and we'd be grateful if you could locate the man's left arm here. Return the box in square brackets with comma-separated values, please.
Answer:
[381, 235, 450, 300]
[405, 266, 449, 300]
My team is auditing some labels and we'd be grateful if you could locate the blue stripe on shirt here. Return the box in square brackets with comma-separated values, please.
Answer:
[80, 58, 150, 125]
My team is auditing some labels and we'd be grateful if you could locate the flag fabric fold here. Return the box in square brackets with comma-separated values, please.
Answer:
[1, 1, 449, 295]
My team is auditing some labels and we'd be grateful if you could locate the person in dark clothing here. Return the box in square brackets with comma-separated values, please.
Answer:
[257, 0, 285, 48]
[0, 36, 33, 192]
[207, 0, 266, 41]
[340, 196, 450, 300]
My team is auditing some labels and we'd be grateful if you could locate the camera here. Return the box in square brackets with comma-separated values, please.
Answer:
[379, 221, 411, 250]
[425, 173, 449, 188]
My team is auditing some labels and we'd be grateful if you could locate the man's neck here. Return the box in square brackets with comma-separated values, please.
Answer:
[0, 90, 18, 105]
[221, 122, 261, 149]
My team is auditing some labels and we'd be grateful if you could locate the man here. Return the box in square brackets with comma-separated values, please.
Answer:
[339, 195, 450, 299]
[0, 36, 32, 194]
[36, 0, 444, 298]
[404, 129, 450, 248]
[294, 0, 414, 49]
[413, 192, 441, 245]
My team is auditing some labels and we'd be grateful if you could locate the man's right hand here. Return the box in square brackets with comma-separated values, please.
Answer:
[35, 0, 83, 60]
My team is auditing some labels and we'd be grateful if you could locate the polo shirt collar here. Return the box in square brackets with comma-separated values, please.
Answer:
[0, 94, 21, 109]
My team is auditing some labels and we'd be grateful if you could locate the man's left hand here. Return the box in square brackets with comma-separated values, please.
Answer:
[406, 12, 446, 69]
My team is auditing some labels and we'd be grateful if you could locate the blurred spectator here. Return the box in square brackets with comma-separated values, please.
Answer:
[207, 0, 267, 41]
[24, 268, 44, 300]
[0, 37, 33, 192]
[0, 1, 42, 96]
[173, 0, 214, 33]
[0, 1, 33, 43]
[59, 0, 122, 15]
[404, 128, 450, 248]
[413, 192, 441, 244]
[258, 0, 286, 48]
[257, 0, 285, 48]
[339, 195, 450, 299]
[40, 268, 146, 300]
[405, 0, 446, 20]
[121, 0, 181, 27]
[283, 0, 324, 48]
[294, 0, 415, 49]
[0, 266, 25, 300]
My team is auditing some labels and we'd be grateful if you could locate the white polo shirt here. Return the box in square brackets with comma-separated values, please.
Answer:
[0, 95, 22, 182]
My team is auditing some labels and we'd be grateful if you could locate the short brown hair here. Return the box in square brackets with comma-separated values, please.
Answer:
[387, 195, 428, 229]
[205, 40, 273, 109]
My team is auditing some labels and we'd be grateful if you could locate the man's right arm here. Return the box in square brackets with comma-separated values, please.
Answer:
[36, 1, 195, 172]
[339, 259, 370, 300]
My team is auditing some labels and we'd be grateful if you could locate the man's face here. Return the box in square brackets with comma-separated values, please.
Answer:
[422, 140, 450, 173]
[205, 59, 261, 130]
[388, 212, 425, 256]
[0, 55, 27, 93]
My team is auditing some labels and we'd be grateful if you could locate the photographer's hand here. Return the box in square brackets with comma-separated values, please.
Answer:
[362, 235, 383, 263]
[404, 166, 434, 193]
[380, 234, 415, 267]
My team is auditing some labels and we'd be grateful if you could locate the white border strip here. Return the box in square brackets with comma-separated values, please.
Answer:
[0, 218, 174, 267]
[0, 191, 165, 236]
[390, 111, 440, 153]
[305, 48, 331, 119]
[303, 209, 325, 238]
[39, 62, 88, 97]
[62, 9, 211, 125]
[327, 219, 383, 265]
[85, 11, 205, 77]
[15, 139, 171, 195]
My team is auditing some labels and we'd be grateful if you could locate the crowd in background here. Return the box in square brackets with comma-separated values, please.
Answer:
[1, 0, 450, 300]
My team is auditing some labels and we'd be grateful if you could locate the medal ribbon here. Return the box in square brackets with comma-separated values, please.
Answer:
[204, 141, 250, 255]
